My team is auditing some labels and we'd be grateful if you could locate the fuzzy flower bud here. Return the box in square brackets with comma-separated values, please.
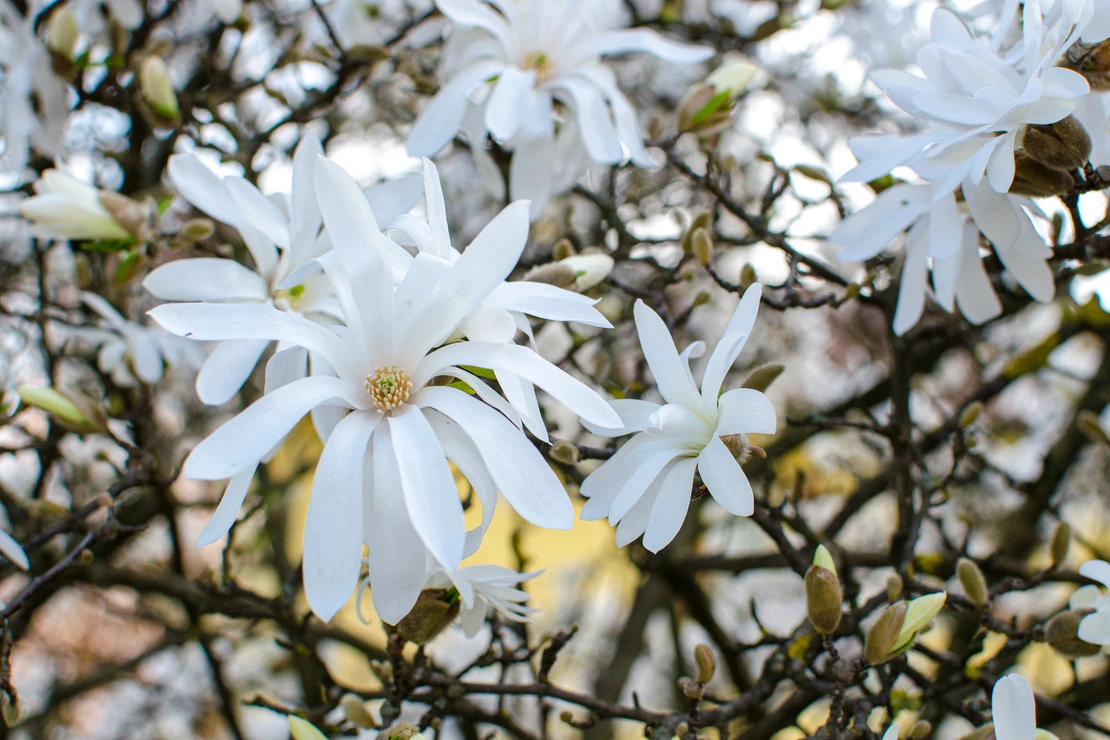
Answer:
[865, 603, 907, 665]
[739, 263, 758, 290]
[140, 56, 180, 123]
[692, 228, 713, 266]
[694, 644, 717, 684]
[47, 8, 79, 63]
[1045, 609, 1102, 658]
[1022, 116, 1092, 172]
[1008, 153, 1075, 197]
[677, 60, 757, 137]
[1050, 521, 1071, 566]
[957, 558, 989, 608]
[549, 441, 581, 465]
[19, 170, 135, 242]
[887, 574, 904, 601]
[742, 363, 784, 393]
[805, 555, 843, 635]
[390, 588, 461, 645]
[16, 386, 107, 435]
[552, 238, 576, 261]
[959, 402, 983, 429]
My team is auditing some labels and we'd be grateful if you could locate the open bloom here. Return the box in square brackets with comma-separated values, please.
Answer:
[843, 2, 1090, 197]
[150, 157, 620, 623]
[1069, 559, 1110, 647]
[406, 0, 713, 218]
[579, 284, 776, 552]
[144, 132, 421, 406]
[425, 563, 540, 638]
[828, 177, 1053, 334]
[78, 292, 204, 388]
[0, 0, 70, 172]
[19, 170, 134, 242]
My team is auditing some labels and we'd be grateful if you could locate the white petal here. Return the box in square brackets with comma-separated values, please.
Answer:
[416, 386, 574, 530]
[716, 389, 776, 435]
[226, 177, 291, 250]
[486, 66, 536, 142]
[633, 300, 704, 411]
[567, 29, 713, 66]
[550, 77, 623, 164]
[697, 436, 754, 516]
[415, 341, 621, 429]
[436, 0, 510, 42]
[953, 223, 1002, 325]
[0, 529, 28, 570]
[195, 339, 269, 406]
[1078, 611, 1110, 646]
[143, 258, 271, 303]
[1069, 584, 1103, 610]
[387, 405, 466, 571]
[366, 173, 424, 225]
[183, 376, 363, 480]
[1079, 559, 1110, 589]
[991, 674, 1036, 740]
[291, 130, 324, 243]
[581, 398, 660, 437]
[607, 442, 687, 523]
[196, 464, 258, 546]
[265, 345, 309, 393]
[407, 60, 505, 156]
[642, 457, 698, 552]
[424, 410, 500, 543]
[304, 411, 379, 622]
[893, 220, 931, 336]
[167, 153, 241, 227]
[488, 282, 611, 328]
[421, 158, 454, 260]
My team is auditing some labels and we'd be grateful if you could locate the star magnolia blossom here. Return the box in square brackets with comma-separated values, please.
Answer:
[144, 132, 421, 406]
[150, 157, 621, 622]
[19, 170, 134, 242]
[0, 0, 70, 172]
[844, 1, 1091, 197]
[579, 284, 776, 552]
[424, 563, 540, 638]
[79, 292, 204, 388]
[386, 159, 612, 442]
[1069, 559, 1110, 647]
[406, 0, 713, 218]
[829, 177, 1053, 334]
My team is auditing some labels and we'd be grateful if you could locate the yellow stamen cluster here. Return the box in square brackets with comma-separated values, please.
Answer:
[366, 366, 412, 413]
[523, 51, 554, 84]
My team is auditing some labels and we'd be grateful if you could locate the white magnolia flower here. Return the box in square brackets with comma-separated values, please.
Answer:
[1069, 559, 1110, 647]
[843, 2, 1091, 197]
[387, 159, 612, 441]
[425, 562, 540, 637]
[150, 157, 621, 623]
[579, 284, 776, 552]
[406, 0, 713, 218]
[144, 132, 421, 406]
[80, 292, 205, 388]
[829, 177, 1053, 334]
[19, 170, 133, 242]
[0, 0, 70, 172]
[991, 673, 1052, 740]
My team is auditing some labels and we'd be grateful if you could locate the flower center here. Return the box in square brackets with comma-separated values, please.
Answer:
[366, 366, 412, 413]
[523, 51, 554, 83]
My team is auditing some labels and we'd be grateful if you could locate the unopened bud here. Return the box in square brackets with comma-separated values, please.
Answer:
[887, 574, 903, 601]
[380, 723, 426, 739]
[17, 386, 107, 435]
[892, 592, 947, 652]
[910, 720, 933, 739]
[1050, 521, 1071, 566]
[692, 228, 713, 266]
[957, 558, 989, 608]
[553, 238, 576, 261]
[180, 218, 216, 243]
[47, 8, 79, 62]
[390, 588, 460, 645]
[98, 192, 149, 240]
[1009, 152, 1075, 197]
[140, 56, 180, 122]
[739, 263, 758, 290]
[959, 401, 983, 430]
[550, 441, 581, 465]
[1077, 410, 1110, 447]
[559, 253, 614, 291]
[370, 659, 393, 684]
[864, 603, 907, 665]
[1023, 116, 1092, 172]
[1045, 609, 1101, 658]
[742, 363, 784, 393]
[523, 263, 578, 290]
[805, 563, 843, 635]
[559, 710, 574, 724]
[79, 549, 94, 565]
[691, 290, 712, 308]
[694, 644, 716, 683]
[813, 544, 836, 575]
[1, 693, 20, 728]
[721, 433, 752, 464]
[340, 694, 375, 729]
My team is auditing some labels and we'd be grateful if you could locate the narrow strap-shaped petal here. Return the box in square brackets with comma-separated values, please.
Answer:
[642, 457, 698, 552]
[991, 674, 1036, 740]
[195, 339, 269, 406]
[633, 300, 703, 411]
[407, 59, 505, 157]
[485, 66, 537, 143]
[697, 436, 754, 516]
[196, 463, 258, 547]
[421, 158, 456, 259]
[565, 29, 713, 68]
[143, 258, 271, 303]
[167, 153, 241, 227]
[0, 529, 28, 570]
[226, 177, 291, 251]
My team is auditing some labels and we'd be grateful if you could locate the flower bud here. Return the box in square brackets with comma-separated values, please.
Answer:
[742, 363, 784, 393]
[1050, 521, 1071, 566]
[959, 401, 983, 429]
[891, 592, 947, 653]
[140, 56, 180, 123]
[694, 644, 716, 684]
[1023, 116, 1092, 172]
[549, 441, 581, 465]
[523, 263, 577, 290]
[180, 218, 216, 243]
[677, 61, 757, 137]
[552, 238, 576, 261]
[340, 694, 375, 729]
[887, 574, 903, 601]
[957, 558, 989, 608]
[47, 8, 79, 63]
[813, 545, 836, 574]
[17, 386, 107, 435]
[739, 263, 758, 290]
[678, 677, 704, 701]
[720, 433, 752, 463]
[1, 692, 19, 728]
[910, 721, 933, 739]
[1045, 609, 1102, 658]
[390, 588, 460, 644]
[1008, 153, 1074, 197]
[380, 723, 426, 739]
[288, 716, 327, 740]
[806, 563, 843, 635]
[560, 253, 615, 291]
[864, 603, 907, 665]
[98, 192, 151, 241]
[691, 290, 712, 308]
[692, 228, 713, 266]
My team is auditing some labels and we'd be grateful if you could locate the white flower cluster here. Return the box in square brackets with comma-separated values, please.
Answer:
[830, 0, 1110, 334]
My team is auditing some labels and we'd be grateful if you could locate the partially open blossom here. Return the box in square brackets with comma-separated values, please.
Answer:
[580, 283, 776, 552]
[19, 170, 134, 242]
[1069, 559, 1110, 648]
[139, 55, 180, 123]
[406, 0, 713, 218]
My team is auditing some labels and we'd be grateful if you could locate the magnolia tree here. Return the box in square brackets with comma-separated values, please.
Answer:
[4, 0, 1110, 737]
